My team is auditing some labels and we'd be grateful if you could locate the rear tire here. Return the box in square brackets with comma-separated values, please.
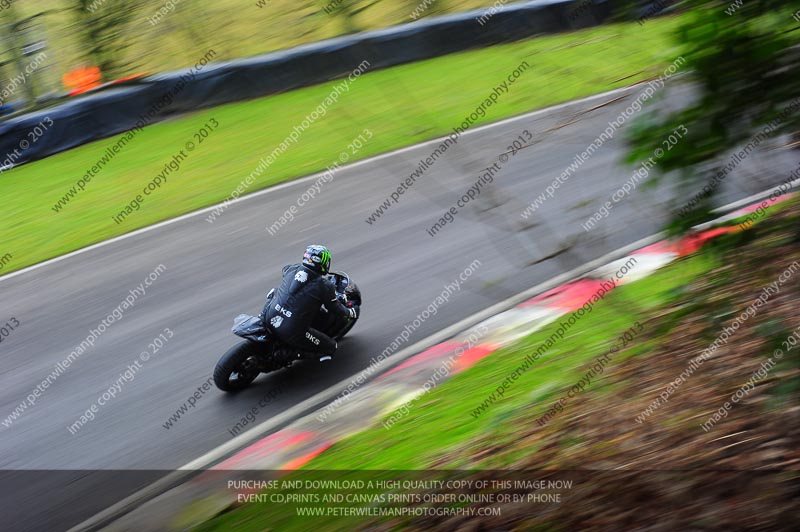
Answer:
[214, 341, 262, 392]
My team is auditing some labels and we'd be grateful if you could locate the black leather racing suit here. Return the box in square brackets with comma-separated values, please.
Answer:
[262, 264, 353, 355]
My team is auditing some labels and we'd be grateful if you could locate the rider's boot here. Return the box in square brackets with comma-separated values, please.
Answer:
[303, 341, 338, 362]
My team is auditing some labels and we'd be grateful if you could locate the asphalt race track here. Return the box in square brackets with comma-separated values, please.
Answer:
[0, 83, 795, 531]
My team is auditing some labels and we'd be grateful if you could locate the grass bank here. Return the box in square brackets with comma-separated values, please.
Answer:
[0, 17, 682, 275]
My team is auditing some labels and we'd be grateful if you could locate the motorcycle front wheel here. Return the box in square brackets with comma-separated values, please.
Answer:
[214, 340, 262, 392]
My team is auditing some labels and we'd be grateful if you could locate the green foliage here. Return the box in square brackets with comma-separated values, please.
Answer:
[70, 0, 143, 79]
[626, 0, 800, 234]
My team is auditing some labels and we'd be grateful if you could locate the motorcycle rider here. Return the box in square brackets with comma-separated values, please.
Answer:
[262, 245, 358, 358]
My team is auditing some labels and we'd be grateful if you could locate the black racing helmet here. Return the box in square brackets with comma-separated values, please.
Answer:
[302, 244, 332, 274]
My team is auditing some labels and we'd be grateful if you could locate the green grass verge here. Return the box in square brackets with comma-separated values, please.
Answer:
[303, 254, 715, 470]
[0, 17, 682, 276]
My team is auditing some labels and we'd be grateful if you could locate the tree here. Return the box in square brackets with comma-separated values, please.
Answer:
[319, 0, 382, 34]
[70, 0, 143, 81]
[626, 0, 800, 234]
[0, 2, 36, 105]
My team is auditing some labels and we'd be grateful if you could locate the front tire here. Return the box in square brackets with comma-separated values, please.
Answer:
[214, 341, 262, 392]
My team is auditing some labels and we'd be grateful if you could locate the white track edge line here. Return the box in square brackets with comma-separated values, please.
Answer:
[2, 84, 640, 285]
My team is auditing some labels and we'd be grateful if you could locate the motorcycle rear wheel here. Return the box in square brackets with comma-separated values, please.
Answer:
[214, 340, 262, 392]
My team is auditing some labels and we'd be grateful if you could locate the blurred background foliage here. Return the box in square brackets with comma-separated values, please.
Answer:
[626, 0, 800, 233]
[0, 0, 503, 88]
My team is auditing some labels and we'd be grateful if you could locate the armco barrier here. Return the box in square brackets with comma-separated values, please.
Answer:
[0, 0, 615, 170]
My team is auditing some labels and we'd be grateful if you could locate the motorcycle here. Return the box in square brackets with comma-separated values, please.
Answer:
[214, 271, 362, 392]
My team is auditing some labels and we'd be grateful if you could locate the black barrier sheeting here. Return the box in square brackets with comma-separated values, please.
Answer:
[0, 0, 615, 171]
